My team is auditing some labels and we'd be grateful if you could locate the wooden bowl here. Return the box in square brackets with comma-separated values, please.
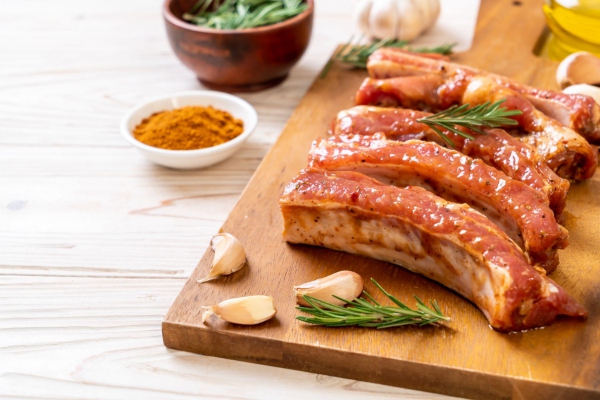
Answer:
[163, 0, 314, 92]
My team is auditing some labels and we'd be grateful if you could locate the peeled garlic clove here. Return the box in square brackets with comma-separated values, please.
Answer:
[197, 233, 246, 284]
[563, 84, 600, 106]
[294, 271, 364, 307]
[202, 295, 276, 325]
[556, 52, 600, 89]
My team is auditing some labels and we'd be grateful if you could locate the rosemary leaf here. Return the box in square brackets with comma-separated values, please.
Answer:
[321, 37, 456, 78]
[417, 99, 522, 146]
[296, 278, 449, 329]
[412, 43, 456, 55]
[361, 290, 381, 306]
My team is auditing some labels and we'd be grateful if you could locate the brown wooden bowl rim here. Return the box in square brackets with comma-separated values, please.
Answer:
[163, 0, 314, 35]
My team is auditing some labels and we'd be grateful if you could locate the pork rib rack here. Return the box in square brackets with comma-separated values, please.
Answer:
[280, 170, 586, 331]
[308, 138, 568, 273]
[355, 74, 598, 181]
[332, 106, 570, 215]
[366, 48, 600, 144]
[464, 76, 598, 181]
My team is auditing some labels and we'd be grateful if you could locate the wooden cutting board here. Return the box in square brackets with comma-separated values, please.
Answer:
[162, 1, 600, 399]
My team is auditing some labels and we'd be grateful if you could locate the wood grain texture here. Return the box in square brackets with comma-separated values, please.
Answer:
[0, 0, 467, 398]
[2, 276, 460, 400]
[164, 1, 600, 399]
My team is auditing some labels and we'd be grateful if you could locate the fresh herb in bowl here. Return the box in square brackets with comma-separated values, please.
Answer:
[183, 0, 308, 29]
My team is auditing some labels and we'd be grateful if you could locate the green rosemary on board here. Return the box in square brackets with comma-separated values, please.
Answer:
[183, 0, 308, 30]
[416, 99, 523, 147]
[320, 37, 456, 78]
[296, 278, 449, 328]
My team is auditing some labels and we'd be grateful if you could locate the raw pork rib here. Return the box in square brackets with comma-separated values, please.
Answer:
[308, 138, 568, 272]
[332, 106, 569, 214]
[366, 48, 600, 143]
[280, 170, 586, 331]
[355, 75, 598, 181]
[463, 76, 598, 181]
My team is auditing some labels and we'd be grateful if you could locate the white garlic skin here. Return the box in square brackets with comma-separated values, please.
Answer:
[294, 271, 364, 307]
[353, 0, 441, 42]
[556, 51, 600, 89]
[202, 295, 277, 325]
[198, 233, 246, 284]
[368, 0, 399, 40]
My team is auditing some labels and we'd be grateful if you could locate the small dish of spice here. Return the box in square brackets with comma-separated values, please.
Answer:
[121, 91, 257, 169]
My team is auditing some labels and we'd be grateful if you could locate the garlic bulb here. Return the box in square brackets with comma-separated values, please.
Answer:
[197, 233, 246, 284]
[353, 0, 440, 42]
[202, 295, 277, 325]
[563, 84, 600, 106]
[294, 271, 364, 306]
[556, 52, 600, 89]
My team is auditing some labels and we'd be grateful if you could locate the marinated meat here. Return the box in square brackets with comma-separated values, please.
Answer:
[332, 106, 570, 214]
[355, 74, 598, 181]
[354, 74, 446, 110]
[280, 170, 587, 331]
[309, 138, 568, 272]
[367, 48, 600, 143]
[463, 76, 598, 181]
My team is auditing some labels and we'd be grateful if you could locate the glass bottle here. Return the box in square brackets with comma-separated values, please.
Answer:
[543, 0, 600, 60]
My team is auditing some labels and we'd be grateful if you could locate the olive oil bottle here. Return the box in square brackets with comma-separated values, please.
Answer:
[543, 0, 600, 60]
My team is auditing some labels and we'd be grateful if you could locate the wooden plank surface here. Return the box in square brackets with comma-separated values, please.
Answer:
[0, 0, 476, 398]
[163, 1, 600, 399]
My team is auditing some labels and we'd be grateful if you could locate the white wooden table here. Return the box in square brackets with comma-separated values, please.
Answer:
[0, 1, 465, 398]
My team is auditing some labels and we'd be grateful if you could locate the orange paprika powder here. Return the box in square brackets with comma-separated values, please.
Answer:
[133, 106, 244, 150]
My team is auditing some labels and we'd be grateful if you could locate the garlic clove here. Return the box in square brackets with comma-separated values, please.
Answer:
[352, 0, 440, 42]
[353, 0, 373, 38]
[417, 0, 433, 31]
[556, 51, 600, 89]
[197, 233, 246, 284]
[421, 0, 441, 31]
[396, 0, 424, 42]
[563, 84, 600, 106]
[369, 0, 398, 40]
[294, 271, 364, 307]
[202, 295, 277, 325]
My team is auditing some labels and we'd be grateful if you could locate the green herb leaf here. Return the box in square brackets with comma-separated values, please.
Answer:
[296, 278, 449, 329]
[183, 0, 308, 30]
[320, 36, 456, 79]
[416, 99, 523, 146]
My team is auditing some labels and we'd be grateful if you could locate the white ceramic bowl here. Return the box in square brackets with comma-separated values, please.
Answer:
[121, 91, 258, 169]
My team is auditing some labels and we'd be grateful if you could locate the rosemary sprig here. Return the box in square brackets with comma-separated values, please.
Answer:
[183, 0, 308, 30]
[412, 43, 457, 56]
[417, 100, 523, 147]
[321, 37, 456, 78]
[296, 278, 449, 328]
